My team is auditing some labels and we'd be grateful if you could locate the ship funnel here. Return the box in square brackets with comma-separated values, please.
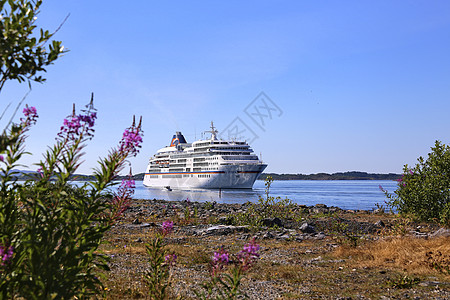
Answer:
[170, 131, 187, 146]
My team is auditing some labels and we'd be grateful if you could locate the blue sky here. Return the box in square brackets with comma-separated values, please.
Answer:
[1, 0, 450, 175]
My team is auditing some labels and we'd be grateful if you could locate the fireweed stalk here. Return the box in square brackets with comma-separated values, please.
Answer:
[109, 175, 135, 224]
[195, 239, 261, 299]
[145, 220, 177, 300]
[37, 98, 97, 183]
[91, 114, 143, 194]
[0, 105, 38, 278]
[0, 96, 143, 299]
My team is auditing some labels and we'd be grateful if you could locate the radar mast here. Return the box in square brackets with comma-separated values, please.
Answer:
[206, 121, 218, 140]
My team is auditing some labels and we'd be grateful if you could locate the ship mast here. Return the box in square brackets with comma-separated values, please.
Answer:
[207, 121, 218, 140]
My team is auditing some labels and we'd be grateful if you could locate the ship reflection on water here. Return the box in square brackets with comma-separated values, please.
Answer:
[136, 186, 264, 204]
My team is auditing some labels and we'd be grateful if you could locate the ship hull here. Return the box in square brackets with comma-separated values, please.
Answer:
[143, 164, 267, 189]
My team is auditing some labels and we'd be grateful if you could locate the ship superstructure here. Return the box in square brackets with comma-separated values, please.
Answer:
[143, 122, 267, 189]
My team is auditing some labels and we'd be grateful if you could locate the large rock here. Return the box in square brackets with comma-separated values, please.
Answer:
[299, 222, 316, 233]
[262, 217, 283, 228]
[197, 225, 249, 236]
[262, 232, 274, 239]
[314, 232, 326, 240]
[430, 228, 450, 238]
[374, 220, 385, 227]
[373, 208, 384, 214]
[311, 204, 329, 214]
[217, 216, 232, 225]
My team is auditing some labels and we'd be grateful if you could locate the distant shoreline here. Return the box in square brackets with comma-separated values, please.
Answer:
[13, 170, 401, 181]
[128, 171, 401, 181]
[257, 171, 401, 181]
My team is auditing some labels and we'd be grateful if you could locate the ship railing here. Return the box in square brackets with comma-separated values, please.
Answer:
[221, 162, 262, 166]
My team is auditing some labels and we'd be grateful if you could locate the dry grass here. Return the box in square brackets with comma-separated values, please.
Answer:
[334, 236, 450, 278]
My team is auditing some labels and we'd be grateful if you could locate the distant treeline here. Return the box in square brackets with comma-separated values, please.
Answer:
[129, 171, 401, 181]
[13, 171, 401, 181]
[258, 171, 401, 181]
[13, 172, 143, 181]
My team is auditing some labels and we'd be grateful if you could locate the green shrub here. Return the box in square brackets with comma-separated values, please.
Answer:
[0, 101, 143, 298]
[383, 140, 450, 225]
[227, 176, 298, 229]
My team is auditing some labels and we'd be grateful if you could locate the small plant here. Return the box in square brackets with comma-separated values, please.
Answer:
[387, 274, 420, 289]
[227, 205, 262, 229]
[195, 239, 261, 299]
[388, 217, 413, 236]
[204, 200, 216, 210]
[182, 198, 197, 224]
[322, 218, 362, 248]
[257, 176, 293, 219]
[194, 206, 199, 219]
[145, 220, 177, 300]
[184, 206, 191, 220]
[227, 176, 299, 229]
[426, 251, 450, 275]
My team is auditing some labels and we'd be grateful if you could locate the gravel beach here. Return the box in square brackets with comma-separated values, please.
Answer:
[101, 198, 450, 299]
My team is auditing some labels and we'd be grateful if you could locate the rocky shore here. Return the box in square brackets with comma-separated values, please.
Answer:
[102, 199, 450, 299]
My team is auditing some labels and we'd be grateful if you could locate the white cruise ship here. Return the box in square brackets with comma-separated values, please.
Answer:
[143, 122, 267, 189]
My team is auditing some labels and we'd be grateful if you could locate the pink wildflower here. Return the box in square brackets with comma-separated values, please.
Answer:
[213, 249, 229, 265]
[119, 178, 135, 197]
[20, 105, 38, 127]
[119, 126, 143, 156]
[58, 103, 97, 141]
[0, 244, 14, 266]
[161, 220, 174, 235]
[79, 112, 97, 127]
[164, 253, 177, 267]
[237, 239, 260, 270]
[23, 105, 37, 117]
[211, 246, 229, 276]
[62, 116, 82, 135]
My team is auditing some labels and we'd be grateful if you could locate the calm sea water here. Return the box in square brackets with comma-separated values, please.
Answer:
[132, 180, 398, 211]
